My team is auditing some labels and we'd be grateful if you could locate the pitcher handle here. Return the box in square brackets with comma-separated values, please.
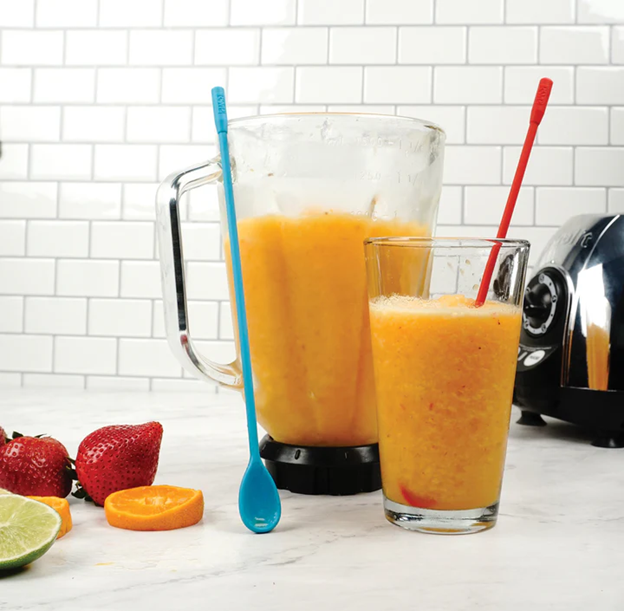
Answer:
[156, 157, 242, 388]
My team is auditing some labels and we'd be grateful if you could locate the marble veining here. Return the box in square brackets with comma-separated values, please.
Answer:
[0, 390, 623, 611]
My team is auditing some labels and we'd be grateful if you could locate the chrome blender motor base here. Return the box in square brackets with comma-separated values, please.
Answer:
[259, 436, 382, 495]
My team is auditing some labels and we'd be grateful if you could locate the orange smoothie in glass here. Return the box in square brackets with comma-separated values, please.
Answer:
[225, 210, 429, 447]
[369, 294, 522, 511]
[587, 322, 609, 391]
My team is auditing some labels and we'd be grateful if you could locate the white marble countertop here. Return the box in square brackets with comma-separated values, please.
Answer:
[0, 389, 623, 611]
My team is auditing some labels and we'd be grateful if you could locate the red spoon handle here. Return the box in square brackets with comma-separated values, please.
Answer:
[474, 78, 552, 307]
[530, 78, 553, 126]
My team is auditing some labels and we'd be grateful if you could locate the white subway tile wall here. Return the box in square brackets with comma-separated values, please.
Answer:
[0, 0, 621, 389]
[0, 296, 24, 332]
[34, 68, 95, 103]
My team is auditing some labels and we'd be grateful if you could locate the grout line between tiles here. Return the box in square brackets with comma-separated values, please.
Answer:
[395, 23, 400, 65]
[114, 336, 120, 376]
[0, 100, 579, 110]
[500, 63, 505, 113]
[21, 279, 27, 336]
[190, 26, 197, 68]
[609, 23, 614, 64]
[4, 61, 623, 70]
[0, 329, 230, 341]
[0, 22, 620, 31]
[533, 183, 538, 225]
[61, 27, 67, 66]
[360, 65, 365, 104]
[216, 299, 222, 339]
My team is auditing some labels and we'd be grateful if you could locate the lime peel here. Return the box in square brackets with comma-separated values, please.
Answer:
[0, 495, 61, 570]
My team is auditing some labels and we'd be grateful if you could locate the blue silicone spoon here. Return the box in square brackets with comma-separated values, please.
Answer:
[211, 87, 281, 534]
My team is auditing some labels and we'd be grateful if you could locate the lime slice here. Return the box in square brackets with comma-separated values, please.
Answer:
[0, 495, 61, 570]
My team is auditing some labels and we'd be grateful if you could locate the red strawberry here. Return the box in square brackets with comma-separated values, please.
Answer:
[75, 422, 163, 506]
[0, 426, 6, 446]
[0, 435, 72, 497]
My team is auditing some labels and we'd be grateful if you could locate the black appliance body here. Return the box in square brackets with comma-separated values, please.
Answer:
[514, 214, 624, 447]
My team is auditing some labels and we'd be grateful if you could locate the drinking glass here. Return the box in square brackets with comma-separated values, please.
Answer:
[365, 237, 529, 533]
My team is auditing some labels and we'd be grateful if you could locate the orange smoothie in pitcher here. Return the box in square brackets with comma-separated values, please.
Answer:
[369, 294, 522, 510]
[226, 210, 429, 447]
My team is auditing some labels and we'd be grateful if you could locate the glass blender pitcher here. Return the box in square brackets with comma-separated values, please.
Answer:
[156, 113, 445, 495]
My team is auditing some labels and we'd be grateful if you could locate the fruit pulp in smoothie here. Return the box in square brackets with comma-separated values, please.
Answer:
[369, 294, 522, 510]
[226, 210, 429, 447]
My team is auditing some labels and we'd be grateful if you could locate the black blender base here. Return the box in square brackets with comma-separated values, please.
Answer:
[259, 435, 382, 495]
[516, 410, 548, 427]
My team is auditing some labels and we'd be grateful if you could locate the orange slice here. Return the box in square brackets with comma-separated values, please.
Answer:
[28, 496, 73, 539]
[104, 485, 204, 531]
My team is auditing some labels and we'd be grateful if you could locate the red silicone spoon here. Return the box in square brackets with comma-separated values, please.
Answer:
[474, 78, 553, 307]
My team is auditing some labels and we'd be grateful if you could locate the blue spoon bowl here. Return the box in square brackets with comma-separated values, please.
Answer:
[239, 456, 282, 533]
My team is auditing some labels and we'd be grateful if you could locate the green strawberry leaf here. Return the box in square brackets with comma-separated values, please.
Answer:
[71, 483, 93, 503]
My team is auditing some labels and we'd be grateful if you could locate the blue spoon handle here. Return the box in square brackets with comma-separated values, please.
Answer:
[211, 87, 260, 460]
